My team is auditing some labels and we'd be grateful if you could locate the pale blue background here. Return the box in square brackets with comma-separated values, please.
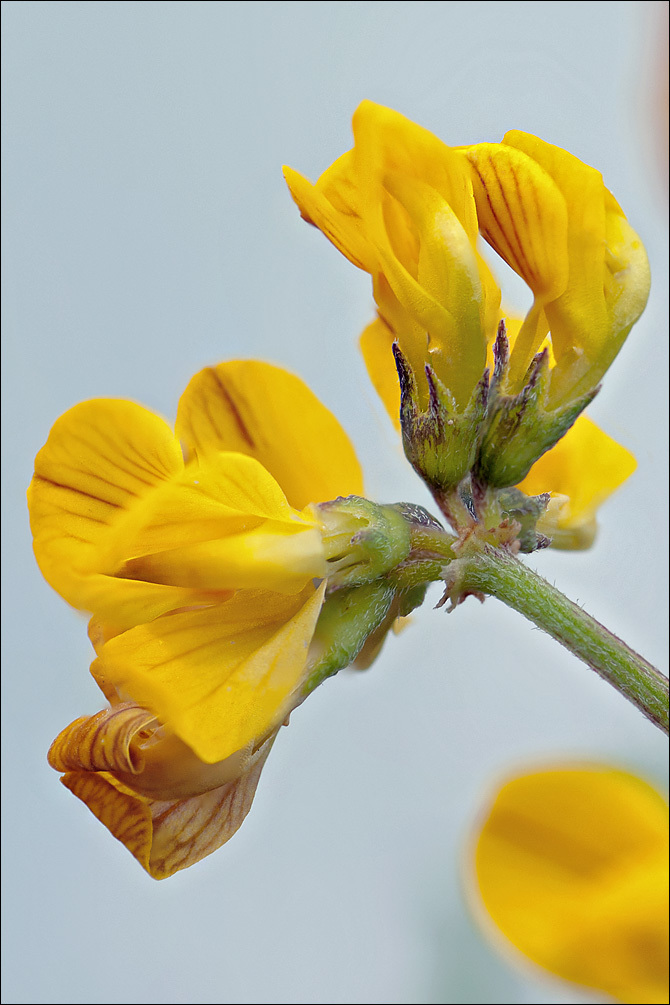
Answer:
[2, 2, 668, 1003]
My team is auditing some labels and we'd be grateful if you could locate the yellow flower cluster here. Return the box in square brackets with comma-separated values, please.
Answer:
[285, 101, 648, 544]
[29, 99, 659, 947]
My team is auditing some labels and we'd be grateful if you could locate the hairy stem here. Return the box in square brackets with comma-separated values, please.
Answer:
[454, 548, 668, 734]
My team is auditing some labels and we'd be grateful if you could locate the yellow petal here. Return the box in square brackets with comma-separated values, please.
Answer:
[380, 171, 487, 399]
[175, 360, 363, 508]
[122, 523, 325, 594]
[92, 584, 326, 763]
[503, 131, 609, 351]
[359, 317, 401, 430]
[352, 101, 480, 242]
[108, 451, 298, 559]
[517, 415, 636, 548]
[282, 160, 377, 273]
[28, 398, 184, 611]
[59, 734, 272, 879]
[287, 103, 503, 408]
[111, 451, 325, 595]
[79, 577, 226, 638]
[472, 766, 669, 1004]
[49, 702, 258, 799]
[502, 132, 650, 404]
[465, 142, 569, 304]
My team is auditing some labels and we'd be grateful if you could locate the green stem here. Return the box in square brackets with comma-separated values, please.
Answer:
[387, 525, 457, 591]
[455, 548, 668, 734]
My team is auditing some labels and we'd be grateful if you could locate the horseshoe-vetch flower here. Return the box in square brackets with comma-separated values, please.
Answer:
[285, 101, 649, 411]
[284, 101, 646, 538]
[29, 360, 381, 877]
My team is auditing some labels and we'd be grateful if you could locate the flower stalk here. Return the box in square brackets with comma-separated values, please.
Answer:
[444, 546, 668, 733]
[372, 517, 668, 733]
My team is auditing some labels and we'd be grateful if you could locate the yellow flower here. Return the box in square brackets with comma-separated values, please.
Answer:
[29, 360, 362, 637]
[29, 360, 364, 877]
[285, 104, 643, 543]
[285, 101, 649, 412]
[470, 766, 669, 1004]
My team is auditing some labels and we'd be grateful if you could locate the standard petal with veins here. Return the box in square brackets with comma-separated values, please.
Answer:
[465, 132, 650, 403]
[175, 359, 363, 508]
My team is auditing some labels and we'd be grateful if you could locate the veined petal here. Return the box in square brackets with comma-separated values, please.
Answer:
[59, 734, 272, 880]
[503, 130, 609, 356]
[359, 317, 401, 430]
[517, 415, 636, 549]
[49, 702, 258, 799]
[28, 398, 184, 609]
[282, 163, 377, 272]
[49, 703, 156, 774]
[472, 766, 669, 1004]
[92, 584, 326, 763]
[465, 142, 569, 304]
[175, 361, 364, 508]
[352, 101, 480, 242]
[502, 131, 651, 405]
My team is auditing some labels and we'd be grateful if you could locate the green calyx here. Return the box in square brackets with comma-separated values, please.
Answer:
[303, 579, 428, 695]
[392, 324, 597, 546]
[393, 343, 488, 494]
[313, 495, 411, 589]
[474, 325, 598, 488]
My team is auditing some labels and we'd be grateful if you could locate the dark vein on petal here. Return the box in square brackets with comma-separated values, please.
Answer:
[208, 369, 256, 448]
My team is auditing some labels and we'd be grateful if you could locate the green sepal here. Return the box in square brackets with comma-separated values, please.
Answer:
[475, 325, 598, 488]
[352, 583, 429, 669]
[314, 495, 411, 589]
[393, 343, 489, 493]
[303, 580, 396, 695]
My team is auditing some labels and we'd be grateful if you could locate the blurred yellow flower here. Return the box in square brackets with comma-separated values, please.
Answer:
[471, 766, 669, 1004]
[29, 360, 364, 877]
